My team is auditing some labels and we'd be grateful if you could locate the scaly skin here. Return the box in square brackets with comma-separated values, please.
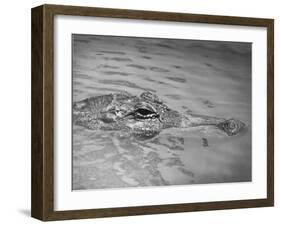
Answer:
[73, 91, 245, 138]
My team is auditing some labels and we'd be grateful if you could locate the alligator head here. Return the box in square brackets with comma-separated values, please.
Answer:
[73, 91, 245, 139]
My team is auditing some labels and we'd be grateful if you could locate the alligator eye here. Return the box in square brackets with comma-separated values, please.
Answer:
[132, 102, 159, 119]
[134, 108, 159, 119]
[136, 108, 155, 116]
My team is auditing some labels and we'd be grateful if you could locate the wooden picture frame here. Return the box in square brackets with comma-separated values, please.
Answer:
[31, 4, 274, 221]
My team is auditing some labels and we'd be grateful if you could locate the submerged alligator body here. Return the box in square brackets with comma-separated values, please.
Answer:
[73, 91, 245, 139]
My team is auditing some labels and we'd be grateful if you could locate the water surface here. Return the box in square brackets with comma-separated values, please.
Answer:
[72, 34, 252, 190]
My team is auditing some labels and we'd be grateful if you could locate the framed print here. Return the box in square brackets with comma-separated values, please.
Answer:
[31, 4, 274, 221]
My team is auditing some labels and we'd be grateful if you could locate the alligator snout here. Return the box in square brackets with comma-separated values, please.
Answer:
[217, 119, 245, 136]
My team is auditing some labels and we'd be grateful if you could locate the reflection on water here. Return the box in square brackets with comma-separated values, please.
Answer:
[72, 34, 252, 190]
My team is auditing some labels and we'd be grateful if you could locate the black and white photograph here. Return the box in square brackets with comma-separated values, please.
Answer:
[72, 34, 252, 190]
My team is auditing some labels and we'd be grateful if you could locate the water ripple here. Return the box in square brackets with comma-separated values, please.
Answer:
[102, 71, 130, 76]
[98, 79, 155, 92]
[103, 57, 133, 62]
[98, 50, 126, 55]
[165, 76, 186, 83]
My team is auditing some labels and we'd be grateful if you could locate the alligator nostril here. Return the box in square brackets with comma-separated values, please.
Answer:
[217, 119, 245, 136]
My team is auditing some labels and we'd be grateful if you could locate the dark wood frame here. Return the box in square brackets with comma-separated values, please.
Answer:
[31, 4, 274, 221]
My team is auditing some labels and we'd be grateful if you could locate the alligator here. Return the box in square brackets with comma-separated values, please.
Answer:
[73, 91, 245, 139]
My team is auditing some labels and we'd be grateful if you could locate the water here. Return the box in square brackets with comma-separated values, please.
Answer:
[72, 34, 252, 190]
